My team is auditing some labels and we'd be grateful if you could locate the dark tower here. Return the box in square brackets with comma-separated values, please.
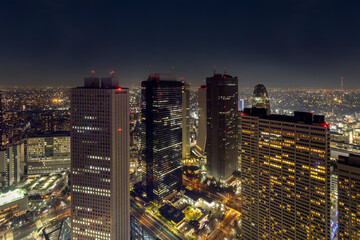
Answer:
[141, 74, 183, 200]
[252, 84, 271, 115]
[0, 92, 2, 148]
[206, 73, 238, 180]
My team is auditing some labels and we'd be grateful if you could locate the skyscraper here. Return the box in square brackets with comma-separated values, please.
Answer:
[206, 74, 238, 180]
[252, 84, 271, 115]
[71, 77, 130, 239]
[0, 92, 2, 148]
[195, 85, 207, 155]
[338, 153, 360, 239]
[0, 142, 24, 187]
[141, 74, 183, 201]
[182, 82, 191, 160]
[241, 108, 331, 239]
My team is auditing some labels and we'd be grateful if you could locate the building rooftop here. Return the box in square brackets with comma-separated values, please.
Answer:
[184, 189, 213, 204]
[147, 73, 177, 81]
[159, 204, 185, 225]
[29, 131, 70, 138]
[243, 107, 327, 126]
[75, 77, 128, 90]
[339, 154, 360, 168]
[0, 189, 27, 206]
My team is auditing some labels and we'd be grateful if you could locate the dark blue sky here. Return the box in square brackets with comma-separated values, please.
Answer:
[1, 0, 360, 88]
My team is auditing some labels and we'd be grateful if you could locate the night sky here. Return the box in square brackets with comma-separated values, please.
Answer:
[1, 0, 360, 88]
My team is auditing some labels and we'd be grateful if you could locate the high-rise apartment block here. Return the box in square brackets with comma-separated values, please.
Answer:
[241, 108, 331, 239]
[141, 74, 183, 201]
[338, 153, 360, 239]
[206, 74, 238, 180]
[71, 77, 130, 239]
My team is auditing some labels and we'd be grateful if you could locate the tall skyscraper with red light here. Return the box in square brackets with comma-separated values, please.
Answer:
[70, 77, 130, 239]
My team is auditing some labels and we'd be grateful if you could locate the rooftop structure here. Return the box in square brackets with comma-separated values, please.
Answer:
[0, 189, 27, 206]
[159, 204, 185, 225]
[184, 189, 213, 204]
[0, 188, 28, 226]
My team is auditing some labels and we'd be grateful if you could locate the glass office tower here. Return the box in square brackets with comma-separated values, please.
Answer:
[252, 84, 271, 115]
[141, 74, 183, 201]
[206, 74, 239, 180]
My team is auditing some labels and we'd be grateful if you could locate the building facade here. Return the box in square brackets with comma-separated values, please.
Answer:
[194, 85, 207, 156]
[0, 189, 28, 227]
[206, 74, 238, 180]
[338, 154, 360, 239]
[71, 77, 130, 239]
[0, 92, 3, 148]
[241, 108, 331, 239]
[182, 82, 191, 160]
[26, 132, 70, 175]
[0, 142, 25, 188]
[141, 74, 183, 201]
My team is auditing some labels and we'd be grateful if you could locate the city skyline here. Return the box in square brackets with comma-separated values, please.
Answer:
[1, 1, 360, 88]
[1, 1, 360, 239]
[1, 78, 359, 239]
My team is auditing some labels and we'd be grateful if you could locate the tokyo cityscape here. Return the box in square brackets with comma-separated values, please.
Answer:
[1, 1, 360, 240]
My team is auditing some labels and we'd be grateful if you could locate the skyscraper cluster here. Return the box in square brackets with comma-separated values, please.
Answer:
[68, 72, 354, 240]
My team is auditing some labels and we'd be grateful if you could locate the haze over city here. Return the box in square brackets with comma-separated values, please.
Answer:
[1, 0, 360, 88]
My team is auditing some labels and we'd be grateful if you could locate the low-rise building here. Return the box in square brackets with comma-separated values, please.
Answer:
[0, 189, 28, 226]
[26, 131, 70, 175]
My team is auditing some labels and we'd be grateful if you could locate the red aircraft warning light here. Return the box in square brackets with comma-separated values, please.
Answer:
[320, 123, 329, 128]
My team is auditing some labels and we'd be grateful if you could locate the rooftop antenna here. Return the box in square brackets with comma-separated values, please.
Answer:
[109, 70, 115, 78]
[341, 76, 344, 91]
[148, 64, 152, 74]
[91, 70, 95, 77]
[214, 65, 216, 75]
[224, 67, 227, 75]
[171, 65, 175, 74]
